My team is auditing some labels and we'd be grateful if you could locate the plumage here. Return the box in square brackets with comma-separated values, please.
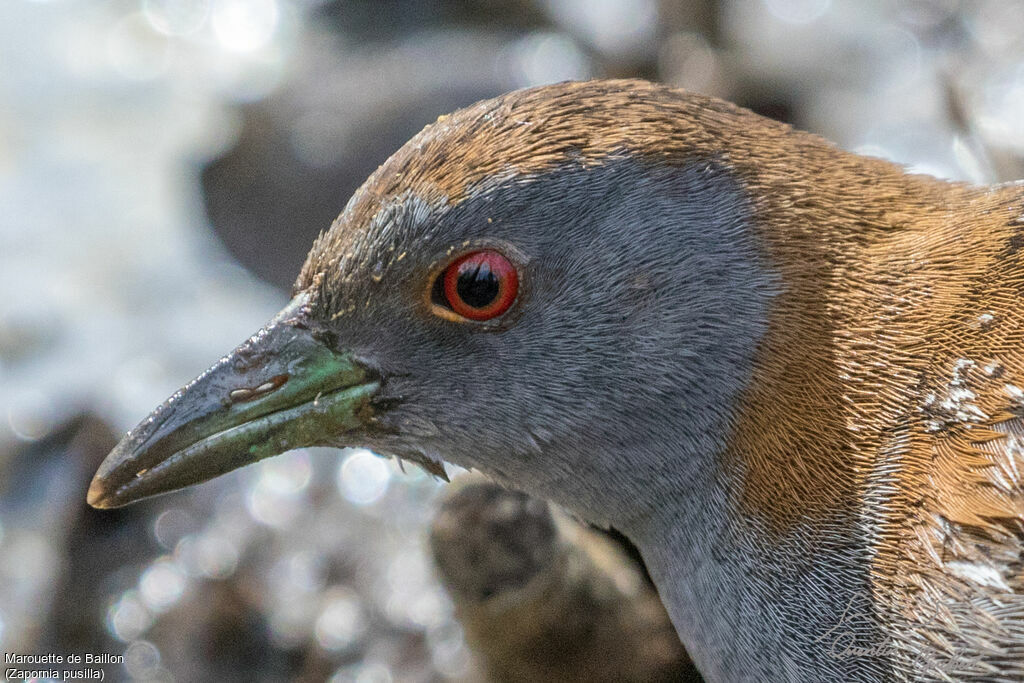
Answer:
[89, 80, 1024, 682]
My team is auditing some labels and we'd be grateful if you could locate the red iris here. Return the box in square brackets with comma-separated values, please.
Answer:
[442, 249, 519, 321]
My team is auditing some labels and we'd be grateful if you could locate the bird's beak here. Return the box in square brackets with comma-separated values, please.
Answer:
[87, 295, 380, 509]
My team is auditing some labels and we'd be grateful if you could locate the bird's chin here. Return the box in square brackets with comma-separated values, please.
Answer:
[87, 295, 385, 509]
[368, 442, 449, 481]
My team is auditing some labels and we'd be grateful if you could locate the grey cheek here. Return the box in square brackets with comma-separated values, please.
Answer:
[393, 159, 779, 526]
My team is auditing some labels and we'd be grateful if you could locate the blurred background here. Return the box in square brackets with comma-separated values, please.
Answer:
[1, 0, 1023, 681]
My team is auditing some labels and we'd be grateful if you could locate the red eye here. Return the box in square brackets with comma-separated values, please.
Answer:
[441, 249, 519, 321]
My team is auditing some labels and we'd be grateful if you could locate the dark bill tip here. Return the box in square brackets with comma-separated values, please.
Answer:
[87, 475, 115, 509]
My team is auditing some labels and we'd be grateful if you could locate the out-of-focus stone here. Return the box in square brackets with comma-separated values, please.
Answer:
[430, 475, 701, 682]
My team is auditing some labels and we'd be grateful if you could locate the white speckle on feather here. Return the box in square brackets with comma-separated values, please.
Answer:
[948, 387, 976, 403]
[954, 359, 974, 373]
[922, 359, 988, 431]
[944, 561, 1011, 592]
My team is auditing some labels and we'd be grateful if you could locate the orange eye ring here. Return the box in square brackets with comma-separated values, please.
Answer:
[441, 250, 519, 321]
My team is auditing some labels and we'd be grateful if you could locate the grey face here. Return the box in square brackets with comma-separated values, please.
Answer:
[310, 157, 778, 525]
[88, 155, 777, 531]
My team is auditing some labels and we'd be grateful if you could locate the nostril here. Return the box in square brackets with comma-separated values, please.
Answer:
[228, 374, 289, 404]
[229, 388, 254, 402]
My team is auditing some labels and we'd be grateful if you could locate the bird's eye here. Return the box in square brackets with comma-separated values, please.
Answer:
[434, 249, 519, 321]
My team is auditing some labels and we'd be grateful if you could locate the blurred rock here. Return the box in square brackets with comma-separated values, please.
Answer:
[430, 476, 700, 683]
[0, 414, 162, 658]
[201, 20, 540, 290]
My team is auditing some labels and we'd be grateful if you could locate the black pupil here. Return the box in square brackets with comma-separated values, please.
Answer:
[456, 262, 500, 308]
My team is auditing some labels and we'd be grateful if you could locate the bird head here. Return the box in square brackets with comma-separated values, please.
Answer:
[88, 80, 781, 527]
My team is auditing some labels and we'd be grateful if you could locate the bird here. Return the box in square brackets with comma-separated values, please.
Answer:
[87, 79, 1024, 681]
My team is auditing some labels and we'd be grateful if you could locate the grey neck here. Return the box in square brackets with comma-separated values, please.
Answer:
[623, 464, 895, 683]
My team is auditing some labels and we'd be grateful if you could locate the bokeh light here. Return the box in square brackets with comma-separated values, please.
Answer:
[139, 557, 188, 613]
[338, 449, 393, 506]
[211, 0, 279, 53]
[143, 0, 210, 37]
[106, 591, 153, 642]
